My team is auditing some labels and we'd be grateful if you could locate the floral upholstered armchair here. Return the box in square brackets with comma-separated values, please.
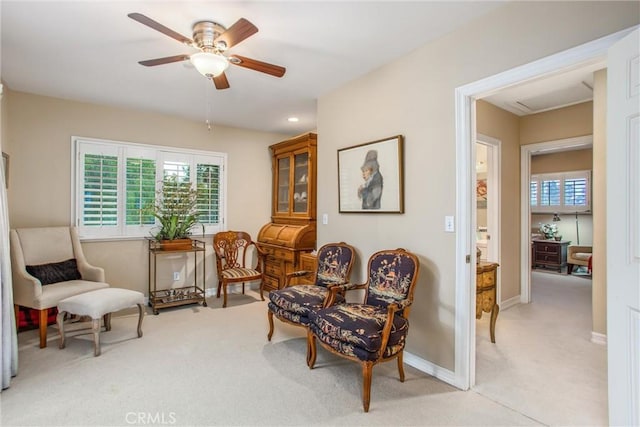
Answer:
[306, 248, 420, 412]
[267, 242, 355, 341]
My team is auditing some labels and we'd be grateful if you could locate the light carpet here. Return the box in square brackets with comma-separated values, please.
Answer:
[1, 277, 597, 426]
[474, 271, 607, 427]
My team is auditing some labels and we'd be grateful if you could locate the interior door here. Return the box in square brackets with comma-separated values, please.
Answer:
[606, 28, 639, 426]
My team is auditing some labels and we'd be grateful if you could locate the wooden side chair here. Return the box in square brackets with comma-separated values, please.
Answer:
[213, 231, 266, 308]
[307, 248, 420, 412]
[267, 242, 355, 341]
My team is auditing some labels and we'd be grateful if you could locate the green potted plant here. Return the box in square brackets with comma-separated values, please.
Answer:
[145, 175, 201, 250]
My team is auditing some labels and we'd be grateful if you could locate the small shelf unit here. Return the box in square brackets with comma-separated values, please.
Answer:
[147, 239, 207, 315]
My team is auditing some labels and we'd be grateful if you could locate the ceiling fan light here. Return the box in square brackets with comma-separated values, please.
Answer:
[190, 52, 229, 78]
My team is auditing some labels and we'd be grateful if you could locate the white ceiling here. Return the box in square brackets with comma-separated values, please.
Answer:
[482, 61, 605, 116]
[1, 1, 508, 136]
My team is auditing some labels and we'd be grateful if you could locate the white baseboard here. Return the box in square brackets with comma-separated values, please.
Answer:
[404, 351, 459, 388]
[205, 283, 262, 297]
[500, 295, 521, 311]
[590, 331, 607, 345]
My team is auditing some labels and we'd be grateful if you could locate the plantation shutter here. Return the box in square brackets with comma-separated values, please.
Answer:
[125, 147, 157, 232]
[530, 171, 591, 213]
[74, 137, 227, 239]
[196, 155, 223, 228]
[78, 143, 120, 236]
[563, 172, 590, 209]
[530, 180, 539, 207]
[539, 178, 561, 207]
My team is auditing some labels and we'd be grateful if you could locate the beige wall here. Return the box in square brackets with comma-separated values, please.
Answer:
[531, 147, 592, 174]
[525, 102, 595, 246]
[4, 89, 287, 294]
[592, 69, 607, 336]
[317, 2, 638, 370]
[476, 100, 521, 301]
[520, 101, 593, 145]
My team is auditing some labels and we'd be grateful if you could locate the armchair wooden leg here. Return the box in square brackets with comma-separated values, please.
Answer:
[104, 313, 112, 331]
[222, 282, 228, 308]
[267, 310, 275, 341]
[242, 283, 245, 295]
[216, 280, 222, 298]
[39, 309, 48, 348]
[567, 264, 574, 275]
[306, 331, 317, 368]
[362, 361, 373, 413]
[259, 278, 265, 301]
[57, 311, 66, 349]
[397, 351, 405, 382]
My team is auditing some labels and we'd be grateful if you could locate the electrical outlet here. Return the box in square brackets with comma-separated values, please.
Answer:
[173, 272, 180, 281]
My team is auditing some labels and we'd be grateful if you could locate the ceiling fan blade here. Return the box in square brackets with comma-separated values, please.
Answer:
[214, 18, 258, 49]
[138, 54, 190, 67]
[213, 73, 230, 90]
[128, 13, 193, 45]
[229, 55, 286, 78]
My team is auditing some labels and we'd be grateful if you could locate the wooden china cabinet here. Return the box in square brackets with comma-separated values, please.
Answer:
[257, 133, 317, 291]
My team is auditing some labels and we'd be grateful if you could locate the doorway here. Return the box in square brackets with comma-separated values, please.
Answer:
[475, 134, 500, 266]
[519, 135, 593, 303]
[453, 27, 635, 391]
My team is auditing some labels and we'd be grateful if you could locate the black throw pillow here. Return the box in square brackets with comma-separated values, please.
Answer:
[26, 259, 82, 286]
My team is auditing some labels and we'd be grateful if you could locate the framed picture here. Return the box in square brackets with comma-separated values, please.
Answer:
[2, 152, 8, 188]
[476, 178, 487, 208]
[337, 135, 404, 213]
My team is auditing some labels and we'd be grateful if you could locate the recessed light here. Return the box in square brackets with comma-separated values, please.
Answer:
[287, 117, 299, 122]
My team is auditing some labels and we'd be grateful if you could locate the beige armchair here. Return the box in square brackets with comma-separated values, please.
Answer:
[567, 245, 592, 275]
[10, 226, 110, 348]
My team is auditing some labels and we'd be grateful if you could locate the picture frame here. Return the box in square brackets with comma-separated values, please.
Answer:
[337, 135, 404, 213]
[476, 178, 487, 208]
[2, 152, 8, 189]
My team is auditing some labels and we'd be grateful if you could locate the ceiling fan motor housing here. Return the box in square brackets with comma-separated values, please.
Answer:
[192, 21, 227, 52]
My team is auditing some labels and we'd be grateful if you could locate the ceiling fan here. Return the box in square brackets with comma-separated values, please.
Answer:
[128, 13, 286, 90]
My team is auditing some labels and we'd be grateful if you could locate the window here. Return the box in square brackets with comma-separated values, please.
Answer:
[73, 137, 226, 239]
[530, 170, 591, 213]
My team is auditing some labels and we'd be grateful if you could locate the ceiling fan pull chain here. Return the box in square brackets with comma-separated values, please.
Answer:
[206, 79, 213, 131]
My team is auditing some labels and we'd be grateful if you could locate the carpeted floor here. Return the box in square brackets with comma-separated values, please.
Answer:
[474, 271, 606, 426]
[1, 273, 604, 426]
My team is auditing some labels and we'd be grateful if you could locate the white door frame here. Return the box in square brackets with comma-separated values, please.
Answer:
[453, 26, 637, 390]
[477, 134, 501, 265]
[519, 135, 593, 303]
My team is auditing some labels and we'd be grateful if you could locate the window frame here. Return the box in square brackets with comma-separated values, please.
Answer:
[72, 136, 227, 241]
[530, 169, 591, 213]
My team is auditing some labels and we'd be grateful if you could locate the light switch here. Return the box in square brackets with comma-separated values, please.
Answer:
[445, 216, 455, 232]
[322, 213, 329, 225]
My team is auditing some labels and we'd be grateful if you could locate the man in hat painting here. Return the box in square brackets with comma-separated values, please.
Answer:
[357, 149, 383, 209]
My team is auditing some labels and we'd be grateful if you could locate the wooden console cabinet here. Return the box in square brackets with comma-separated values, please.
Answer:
[476, 261, 499, 343]
[258, 133, 317, 291]
[532, 239, 569, 272]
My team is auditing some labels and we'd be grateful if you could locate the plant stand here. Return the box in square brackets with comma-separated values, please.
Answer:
[147, 239, 207, 314]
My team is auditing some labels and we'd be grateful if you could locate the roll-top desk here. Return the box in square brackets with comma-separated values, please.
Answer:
[257, 133, 317, 291]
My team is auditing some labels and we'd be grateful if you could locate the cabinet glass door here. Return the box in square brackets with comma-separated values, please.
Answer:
[293, 152, 309, 213]
[277, 157, 290, 213]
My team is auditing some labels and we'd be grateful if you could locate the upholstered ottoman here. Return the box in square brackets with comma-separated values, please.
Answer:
[57, 288, 145, 356]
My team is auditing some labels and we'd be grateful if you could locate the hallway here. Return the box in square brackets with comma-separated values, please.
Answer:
[474, 271, 606, 426]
